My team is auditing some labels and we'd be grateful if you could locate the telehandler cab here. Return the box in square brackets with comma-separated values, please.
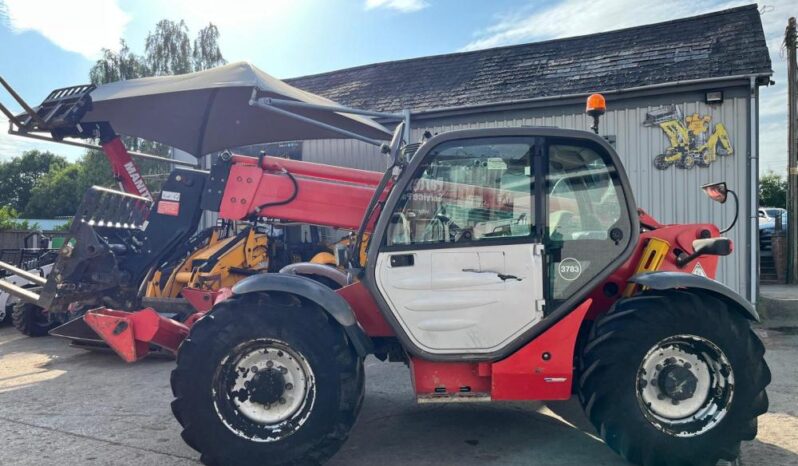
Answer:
[0, 63, 768, 466]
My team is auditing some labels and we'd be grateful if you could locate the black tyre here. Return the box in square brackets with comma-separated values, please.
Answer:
[12, 301, 54, 337]
[171, 292, 364, 466]
[578, 290, 769, 466]
[653, 153, 672, 170]
[1, 301, 12, 326]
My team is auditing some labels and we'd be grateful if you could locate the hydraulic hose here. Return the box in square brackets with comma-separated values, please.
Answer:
[253, 169, 299, 215]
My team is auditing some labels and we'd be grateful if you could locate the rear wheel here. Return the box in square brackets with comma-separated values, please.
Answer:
[12, 301, 54, 337]
[578, 290, 769, 466]
[171, 293, 364, 466]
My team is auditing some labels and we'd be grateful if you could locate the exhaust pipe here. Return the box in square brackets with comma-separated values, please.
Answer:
[0, 260, 47, 286]
[0, 279, 41, 303]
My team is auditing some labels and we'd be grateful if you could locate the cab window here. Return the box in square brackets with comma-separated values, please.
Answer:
[547, 142, 631, 301]
[387, 138, 535, 246]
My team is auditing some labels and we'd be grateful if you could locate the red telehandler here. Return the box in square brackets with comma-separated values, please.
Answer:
[0, 63, 768, 466]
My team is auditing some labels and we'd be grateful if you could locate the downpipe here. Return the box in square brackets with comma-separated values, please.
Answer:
[749, 77, 759, 305]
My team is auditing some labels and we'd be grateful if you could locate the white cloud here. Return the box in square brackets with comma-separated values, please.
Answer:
[461, 0, 749, 51]
[365, 0, 429, 13]
[0, 0, 130, 59]
[461, 0, 795, 175]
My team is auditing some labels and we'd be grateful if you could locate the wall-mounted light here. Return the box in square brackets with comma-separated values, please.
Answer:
[705, 90, 723, 104]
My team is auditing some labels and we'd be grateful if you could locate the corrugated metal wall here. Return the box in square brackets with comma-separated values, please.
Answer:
[300, 86, 753, 296]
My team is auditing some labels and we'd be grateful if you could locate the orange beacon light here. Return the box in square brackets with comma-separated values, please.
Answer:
[586, 93, 606, 134]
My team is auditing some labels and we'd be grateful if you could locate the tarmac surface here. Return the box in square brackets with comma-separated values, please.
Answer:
[0, 317, 796, 466]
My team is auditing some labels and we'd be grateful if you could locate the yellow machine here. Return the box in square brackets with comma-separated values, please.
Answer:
[144, 224, 355, 302]
[146, 226, 269, 299]
[644, 106, 733, 170]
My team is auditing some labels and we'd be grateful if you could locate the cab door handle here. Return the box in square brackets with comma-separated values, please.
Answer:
[462, 269, 522, 281]
[390, 254, 414, 267]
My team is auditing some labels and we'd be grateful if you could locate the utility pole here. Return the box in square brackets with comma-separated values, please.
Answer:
[787, 17, 798, 284]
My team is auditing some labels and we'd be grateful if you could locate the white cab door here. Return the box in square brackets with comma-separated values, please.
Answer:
[376, 243, 544, 354]
[374, 137, 544, 355]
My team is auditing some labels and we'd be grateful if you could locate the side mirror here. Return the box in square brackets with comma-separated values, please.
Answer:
[701, 182, 728, 204]
[692, 237, 732, 256]
[675, 237, 732, 267]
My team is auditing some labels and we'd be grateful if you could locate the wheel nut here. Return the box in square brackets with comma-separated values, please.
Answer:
[251, 366, 259, 373]
[657, 394, 665, 400]
[671, 400, 680, 406]
[684, 362, 691, 369]
[279, 398, 286, 404]
[266, 360, 274, 368]
[285, 383, 293, 390]
[279, 366, 288, 374]
[655, 364, 662, 371]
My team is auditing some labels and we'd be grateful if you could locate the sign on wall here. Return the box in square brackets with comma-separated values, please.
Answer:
[643, 105, 733, 170]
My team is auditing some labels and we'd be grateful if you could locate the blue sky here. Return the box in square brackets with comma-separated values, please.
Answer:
[0, 0, 794, 174]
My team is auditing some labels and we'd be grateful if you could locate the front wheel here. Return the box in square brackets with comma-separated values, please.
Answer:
[578, 290, 770, 466]
[170, 292, 364, 466]
[12, 301, 54, 337]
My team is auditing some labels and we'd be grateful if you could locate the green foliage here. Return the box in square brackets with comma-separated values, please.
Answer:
[90, 19, 225, 82]
[193, 24, 227, 71]
[146, 19, 193, 76]
[0, 206, 38, 231]
[0, 150, 67, 211]
[51, 220, 72, 232]
[23, 164, 84, 218]
[89, 40, 148, 85]
[759, 171, 787, 209]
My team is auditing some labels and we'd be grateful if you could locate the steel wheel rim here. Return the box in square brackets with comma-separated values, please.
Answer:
[635, 334, 734, 437]
[213, 338, 316, 442]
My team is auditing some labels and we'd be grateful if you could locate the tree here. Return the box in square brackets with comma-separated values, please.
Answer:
[193, 24, 227, 71]
[23, 165, 84, 218]
[0, 150, 67, 212]
[0, 206, 38, 231]
[759, 171, 787, 208]
[90, 20, 226, 82]
[89, 40, 148, 85]
[146, 19, 193, 76]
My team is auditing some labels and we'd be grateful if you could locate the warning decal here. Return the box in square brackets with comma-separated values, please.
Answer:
[161, 190, 181, 201]
[157, 200, 180, 216]
[692, 262, 707, 277]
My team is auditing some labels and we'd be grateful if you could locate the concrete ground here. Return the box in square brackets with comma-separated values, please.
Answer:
[0, 319, 796, 465]
[760, 284, 798, 320]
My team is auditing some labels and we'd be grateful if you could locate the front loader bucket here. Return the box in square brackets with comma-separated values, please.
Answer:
[80, 308, 189, 363]
[37, 186, 151, 316]
[49, 316, 106, 345]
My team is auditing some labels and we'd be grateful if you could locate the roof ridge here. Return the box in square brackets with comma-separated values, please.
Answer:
[286, 4, 760, 83]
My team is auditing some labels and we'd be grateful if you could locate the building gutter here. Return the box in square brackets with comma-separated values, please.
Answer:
[396, 72, 773, 120]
